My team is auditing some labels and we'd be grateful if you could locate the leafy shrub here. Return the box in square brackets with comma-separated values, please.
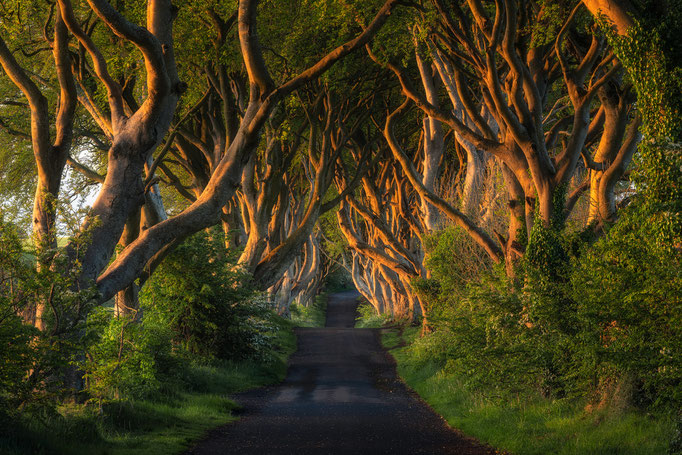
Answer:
[422, 226, 492, 296]
[0, 216, 96, 412]
[290, 293, 327, 327]
[0, 219, 38, 413]
[82, 229, 284, 402]
[572, 205, 682, 411]
[411, 266, 546, 397]
[411, 195, 682, 416]
[355, 300, 391, 328]
[83, 308, 176, 401]
[141, 230, 277, 362]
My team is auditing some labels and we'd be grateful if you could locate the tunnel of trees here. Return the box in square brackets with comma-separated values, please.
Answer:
[0, 0, 680, 453]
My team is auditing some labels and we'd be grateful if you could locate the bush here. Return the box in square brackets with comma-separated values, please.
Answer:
[290, 293, 327, 327]
[0, 216, 96, 411]
[422, 226, 492, 296]
[82, 229, 284, 402]
[355, 300, 391, 328]
[83, 308, 176, 401]
[572, 205, 682, 411]
[0, 219, 39, 413]
[141, 230, 277, 362]
[411, 198, 682, 415]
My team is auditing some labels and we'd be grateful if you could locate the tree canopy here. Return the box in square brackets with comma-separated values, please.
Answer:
[0, 0, 681, 452]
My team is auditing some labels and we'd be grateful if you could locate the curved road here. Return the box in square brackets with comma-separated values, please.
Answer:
[186, 291, 495, 455]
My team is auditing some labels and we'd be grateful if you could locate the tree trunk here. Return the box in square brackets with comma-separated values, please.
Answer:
[115, 207, 142, 318]
[581, 0, 636, 35]
[416, 51, 444, 230]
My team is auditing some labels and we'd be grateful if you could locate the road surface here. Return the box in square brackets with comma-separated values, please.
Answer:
[186, 290, 495, 455]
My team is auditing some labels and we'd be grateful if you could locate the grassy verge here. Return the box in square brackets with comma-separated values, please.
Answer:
[1, 317, 297, 455]
[290, 293, 328, 327]
[383, 326, 676, 455]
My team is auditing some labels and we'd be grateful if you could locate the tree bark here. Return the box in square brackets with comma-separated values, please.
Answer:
[581, 0, 636, 35]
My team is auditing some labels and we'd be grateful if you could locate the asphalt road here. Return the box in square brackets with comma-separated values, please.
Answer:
[186, 290, 495, 455]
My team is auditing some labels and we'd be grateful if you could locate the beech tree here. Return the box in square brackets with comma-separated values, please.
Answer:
[0, 0, 668, 330]
[330, 0, 645, 320]
[366, 1, 639, 265]
[0, 0, 400, 323]
[0, 5, 77, 328]
[92, 0, 399, 304]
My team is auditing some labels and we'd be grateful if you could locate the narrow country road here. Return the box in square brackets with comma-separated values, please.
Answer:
[186, 291, 495, 455]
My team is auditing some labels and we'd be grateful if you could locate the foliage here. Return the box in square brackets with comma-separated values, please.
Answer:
[290, 293, 328, 327]
[0, 220, 299, 453]
[385, 327, 675, 455]
[0, 0, 680, 452]
[83, 308, 176, 401]
[83, 229, 284, 400]
[605, 14, 682, 249]
[572, 209, 682, 411]
[355, 300, 391, 328]
[422, 226, 492, 297]
[0, 217, 39, 414]
[141, 230, 277, 362]
[324, 266, 353, 293]
[671, 416, 682, 455]
[407, 10, 682, 417]
[0, 213, 98, 410]
[414, 195, 679, 408]
[1, 318, 297, 455]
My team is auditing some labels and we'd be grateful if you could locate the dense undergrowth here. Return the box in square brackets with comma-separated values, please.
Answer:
[0, 227, 298, 454]
[1, 329, 295, 455]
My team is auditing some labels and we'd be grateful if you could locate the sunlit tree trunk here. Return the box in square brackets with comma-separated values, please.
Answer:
[581, 0, 636, 34]
[587, 85, 641, 224]
[415, 48, 444, 230]
[0, 10, 76, 330]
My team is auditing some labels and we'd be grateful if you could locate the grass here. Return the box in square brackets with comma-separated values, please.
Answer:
[289, 293, 328, 327]
[383, 326, 676, 455]
[0, 317, 297, 455]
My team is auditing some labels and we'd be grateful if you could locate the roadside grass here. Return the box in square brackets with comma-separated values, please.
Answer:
[290, 293, 328, 327]
[383, 327, 676, 455]
[1, 317, 297, 455]
[355, 300, 391, 328]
